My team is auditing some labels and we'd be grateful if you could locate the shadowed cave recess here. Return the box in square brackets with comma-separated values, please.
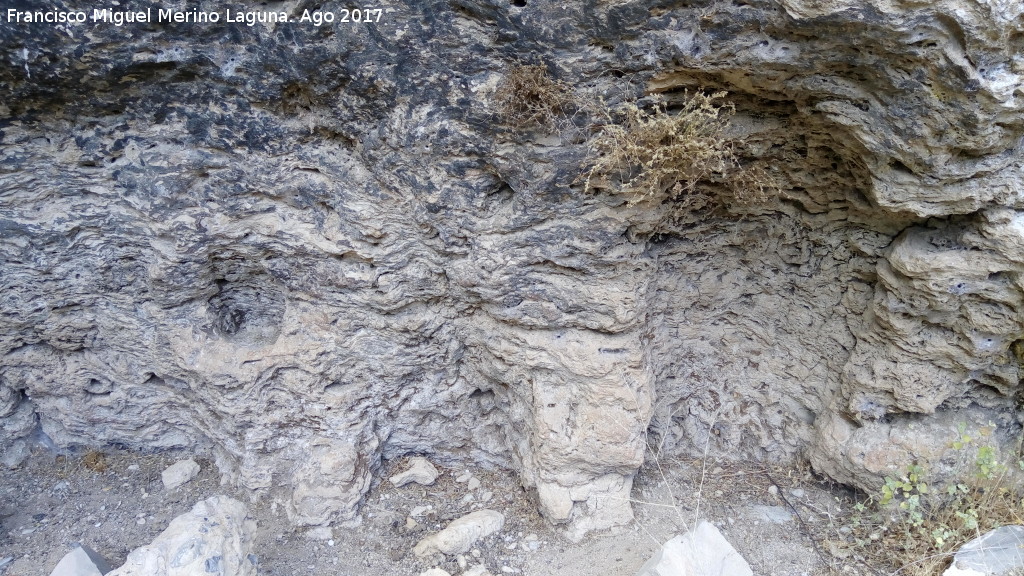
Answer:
[1, 0, 1023, 537]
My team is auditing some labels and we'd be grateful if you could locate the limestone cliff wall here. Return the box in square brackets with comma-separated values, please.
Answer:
[1, 0, 1022, 534]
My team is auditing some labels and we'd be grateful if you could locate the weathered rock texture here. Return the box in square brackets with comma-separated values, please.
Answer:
[1, 0, 1022, 534]
[108, 496, 256, 576]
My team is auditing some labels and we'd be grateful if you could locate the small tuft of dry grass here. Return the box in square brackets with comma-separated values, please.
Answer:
[580, 91, 778, 213]
[494, 64, 577, 130]
[82, 450, 108, 473]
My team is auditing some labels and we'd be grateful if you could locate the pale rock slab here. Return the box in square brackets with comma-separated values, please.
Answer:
[943, 525, 1024, 576]
[49, 545, 112, 576]
[419, 570, 452, 576]
[305, 526, 333, 541]
[160, 459, 199, 491]
[286, 434, 376, 526]
[390, 457, 440, 487]
[107, 496, 256, 576]
[636, 520, 752, 576]
[749, 505, 793, 524]
[414, 510, 505, 557]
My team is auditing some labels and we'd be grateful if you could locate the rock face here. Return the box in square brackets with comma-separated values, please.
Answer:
[0, 0, 1022, 534]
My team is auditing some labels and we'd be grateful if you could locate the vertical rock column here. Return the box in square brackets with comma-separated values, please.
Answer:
[466, 319, 654, 538]
[447, 203, 657, 537]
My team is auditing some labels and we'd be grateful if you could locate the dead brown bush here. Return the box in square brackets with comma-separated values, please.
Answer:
[580, 91, 777, 212]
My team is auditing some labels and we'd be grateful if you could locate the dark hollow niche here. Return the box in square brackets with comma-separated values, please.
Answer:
[207, 271, 286, 347]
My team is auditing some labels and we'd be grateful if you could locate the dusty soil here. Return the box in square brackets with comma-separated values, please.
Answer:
[0, 445, 870, 576]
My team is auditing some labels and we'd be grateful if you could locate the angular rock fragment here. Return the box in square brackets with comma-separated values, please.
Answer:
[419, 570, 451, 576]
[636, 520, 752, 576]
[107, 496, 256, 576]
[943, 525, 1024, 576]
[414, 510, 505, 557]
[389, 457, 440, 488]
[160, 459, 200, 490]
[49, 545, 112, 576]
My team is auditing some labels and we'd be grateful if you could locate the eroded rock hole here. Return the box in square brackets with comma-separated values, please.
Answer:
[324, 382, 347, 396]
[889, 158, 914, 174]
[84, 378, 112, 395]
[207, 272, 285, 346]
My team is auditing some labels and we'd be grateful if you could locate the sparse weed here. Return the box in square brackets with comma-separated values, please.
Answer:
[580, 92, 734, 203]
[831, 429, 1024, 575]
[496, 73, 778, 216]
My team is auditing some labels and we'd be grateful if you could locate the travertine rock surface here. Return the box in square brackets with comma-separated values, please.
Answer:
[1, 0, 1022, 534]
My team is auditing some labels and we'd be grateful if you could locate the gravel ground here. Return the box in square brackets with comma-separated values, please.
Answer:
[0, 445, 867, 576]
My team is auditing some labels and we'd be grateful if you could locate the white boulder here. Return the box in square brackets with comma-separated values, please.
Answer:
[107, 496, 256, 576]
[390, 457, 440, 487]
[636, 520, 752, 576]
[160, 459, 200, 490]
[943, 525, 1024, 576]
[49, 545, 112, 576]
[414, 510, 505, 556]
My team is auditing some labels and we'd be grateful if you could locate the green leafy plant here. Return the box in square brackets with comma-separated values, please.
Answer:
[975, 445, 1005, 480]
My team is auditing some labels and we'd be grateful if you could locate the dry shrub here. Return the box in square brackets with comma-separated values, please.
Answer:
[581, 91, 777, 212]
[853, 488, 1023, 575]
[495, 64, 576, 129]
[724, 163, 778, 207]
